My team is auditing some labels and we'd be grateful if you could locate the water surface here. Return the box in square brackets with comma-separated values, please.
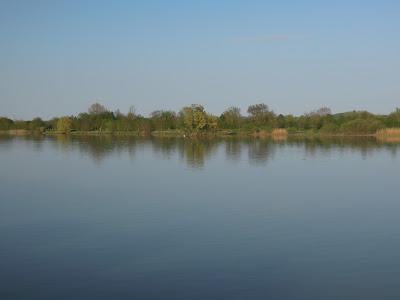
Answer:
[1, 136, 399, 299]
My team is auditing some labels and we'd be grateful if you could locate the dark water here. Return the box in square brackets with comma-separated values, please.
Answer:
[1, 135, 399, 300]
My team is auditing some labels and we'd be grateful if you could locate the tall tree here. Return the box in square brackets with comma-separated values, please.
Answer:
[247, 103, 273, 125]
[88, 103, 107, 115]
[221, 106, 242, 128]
[127, 106, 136, 119]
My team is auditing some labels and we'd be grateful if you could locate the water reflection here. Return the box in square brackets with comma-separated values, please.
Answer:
[246, 138, 276, 165]
[225, 138, 242, 162]
[287, 136, 399, 159]
[0, 135, 399, 168]
[1, 133, 399, 300]
[180, 139, 219, 168]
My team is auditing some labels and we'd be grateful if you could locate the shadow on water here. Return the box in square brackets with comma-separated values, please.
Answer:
[0, 134, 399, 167]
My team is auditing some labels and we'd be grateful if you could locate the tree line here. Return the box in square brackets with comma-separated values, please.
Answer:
[1, 103, 400, 135]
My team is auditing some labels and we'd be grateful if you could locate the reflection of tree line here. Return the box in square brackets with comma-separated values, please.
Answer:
[0, 135, 398, 167]
[153, 137, 276, 167]
[286, 136, 399, 158]
[152, 138, 220, 168]
[51, 136, 277, 167]
[53, 135, 142, 164]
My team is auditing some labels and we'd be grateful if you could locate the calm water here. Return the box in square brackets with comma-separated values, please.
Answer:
[1, 135, 399, 300]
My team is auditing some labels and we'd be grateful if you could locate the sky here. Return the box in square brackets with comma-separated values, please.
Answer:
[0, 0, 399, 119]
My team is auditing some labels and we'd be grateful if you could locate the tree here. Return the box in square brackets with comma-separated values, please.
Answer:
[180, 104, 208, 130]
[387, 107, 400, 127]
[221, 106, 242, 128]
[276, 114, 285, 128]
[57, 117, 72, 133]
[88, 103, 107, 115]
[30, 117, 45, 131]
[150, 110, 177, 130]
[340, 119, 384, 134]
[0, 117, 14, 130]
[389, 107, 400, 119]
[306, 107, 332, 117]
[302, 107, 332, 130]
[127, 106, 136, 119]
[247, 103, 273, 126]
[315, 107, 332, 116]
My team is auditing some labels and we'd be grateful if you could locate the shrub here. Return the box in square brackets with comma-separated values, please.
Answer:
[340, 119, 384, 134]
[320, 123, 339, 134]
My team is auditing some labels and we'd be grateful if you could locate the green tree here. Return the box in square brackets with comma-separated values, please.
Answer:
[57, 117, 72, 133]
[150, 110, 177, 130]
[0, 117, 14, 130]
[247, 103, 274, 126]
[387, 107, 400, 127]
[221, 106, 242, 129]
[340, 119, 384, 134]
[29, 117, 45, 131]
[181, 104, 209, 130]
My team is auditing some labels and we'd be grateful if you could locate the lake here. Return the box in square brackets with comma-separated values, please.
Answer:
[0, 135, 399, 299]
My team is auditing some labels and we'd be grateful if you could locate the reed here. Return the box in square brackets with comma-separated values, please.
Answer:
[8, 129, 29, 136]
[271, 128, 288, 137]
[376, 128, 400, 143]
[252, 130, 270, 138]
[376, 128, 400, 137]
[271, 128, 288, 141]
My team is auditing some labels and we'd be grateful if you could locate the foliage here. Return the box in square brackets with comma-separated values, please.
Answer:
[320, 123, 339, 134]
[0, 117, 14, 130]
[340, 119, 384, 134]
[150, 110, 177, 130]
[88, 103, 107, 115]
[387, 107, 400, 127]
[180, 104, 209, 130]
[3, 103, 400, 135]
[220, 107, 242, 129]
[29, 117, 45, 131]
[57, 117, 73, 133]
[247, 103, 274, 126]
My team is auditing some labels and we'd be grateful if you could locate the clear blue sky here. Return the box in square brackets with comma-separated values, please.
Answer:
[1, 0, 399, 119]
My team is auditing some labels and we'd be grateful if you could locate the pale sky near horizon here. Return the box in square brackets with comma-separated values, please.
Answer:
[0, 0, 399, 120]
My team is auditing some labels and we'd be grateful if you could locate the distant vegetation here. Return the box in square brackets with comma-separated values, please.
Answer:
[1, 103, 400, 136]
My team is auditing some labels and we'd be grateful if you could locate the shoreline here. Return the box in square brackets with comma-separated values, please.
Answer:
[0, 129, 389, 138]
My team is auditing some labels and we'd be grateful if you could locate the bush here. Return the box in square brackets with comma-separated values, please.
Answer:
[0, 117, 14, 130]
[340, 119, 384, 134]
[320, 123, 339, 134]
